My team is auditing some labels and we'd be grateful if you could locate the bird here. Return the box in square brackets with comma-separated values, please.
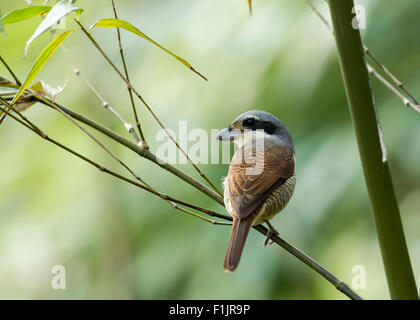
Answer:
[216, 110, 296, 272]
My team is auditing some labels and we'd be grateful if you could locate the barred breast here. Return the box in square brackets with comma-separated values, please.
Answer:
[252, 173, 296, 226]
[223, 174, 296, 226]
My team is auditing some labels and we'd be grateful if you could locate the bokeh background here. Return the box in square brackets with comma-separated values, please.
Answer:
[0, 0, 419, 299]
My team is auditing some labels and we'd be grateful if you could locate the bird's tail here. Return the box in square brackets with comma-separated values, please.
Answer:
[223, 217, 253, 272]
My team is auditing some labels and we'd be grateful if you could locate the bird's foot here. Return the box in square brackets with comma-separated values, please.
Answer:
[264, 221, 279, 247]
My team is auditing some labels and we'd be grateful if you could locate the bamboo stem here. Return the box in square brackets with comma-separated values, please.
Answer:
[327, 0, 418, 299]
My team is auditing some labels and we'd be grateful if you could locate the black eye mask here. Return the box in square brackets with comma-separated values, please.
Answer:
[243, 118, 256, 127]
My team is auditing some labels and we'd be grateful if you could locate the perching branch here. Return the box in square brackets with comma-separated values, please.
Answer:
[39, 99, 363, 299]
[0, 70, 362, 298]
[253, 224, 362, 300]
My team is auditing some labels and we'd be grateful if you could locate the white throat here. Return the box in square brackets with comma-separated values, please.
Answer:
[233, 129, 271, 148]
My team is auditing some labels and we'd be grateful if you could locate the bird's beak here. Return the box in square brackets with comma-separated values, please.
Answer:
[216, 128, 241, 141]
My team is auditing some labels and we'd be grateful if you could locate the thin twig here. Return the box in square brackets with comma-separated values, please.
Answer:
[0, 106, 10, 126]
[75, 19, 224, 198]
[0, 97, 42, 134]
[307, 0, 332, 33]
[59, 47, 189, 216]
[0, 55, 22, 126]
[0, 55, 21, 86]
[173, 205, 232, 225]
[110, 0, 147, 147]
[48, 99, 148, 186]
[60, 46, 142, 145]
[363, 46, 420, 105]
[66, 41, 224, 219]
[367, 65, 420, 114]
[306, 0, 420, 112]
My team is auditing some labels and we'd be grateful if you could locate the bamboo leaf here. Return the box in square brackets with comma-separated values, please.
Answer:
[25, 0, 82, 56]
[29, 81, 45, 95]
[12, 30, 74, 106]
[90, 18, 207, 80]
[0, 82, 47, 115]
[1, 6, 51, 25]
[247, 0, 252, 15]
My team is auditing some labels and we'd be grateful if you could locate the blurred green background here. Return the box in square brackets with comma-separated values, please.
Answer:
[0, 0, 419, 299]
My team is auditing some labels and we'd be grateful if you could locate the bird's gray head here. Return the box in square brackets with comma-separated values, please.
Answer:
[216, 110, 294, 152]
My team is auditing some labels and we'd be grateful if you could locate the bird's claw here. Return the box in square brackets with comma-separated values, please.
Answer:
[263, 229, 279, 247]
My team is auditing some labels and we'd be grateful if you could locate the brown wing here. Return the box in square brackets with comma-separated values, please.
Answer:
[228, 141, 294, 220]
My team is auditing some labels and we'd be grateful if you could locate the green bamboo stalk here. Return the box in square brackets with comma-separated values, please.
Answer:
[327, 0, 418, 299]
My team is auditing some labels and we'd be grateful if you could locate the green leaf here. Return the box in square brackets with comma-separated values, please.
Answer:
[12, 30, 74, 106]
[90, 18, 207, 81]
[1, 6, 51, 25]
[25, 0, 83, 56]
[29, 81, 45, 95]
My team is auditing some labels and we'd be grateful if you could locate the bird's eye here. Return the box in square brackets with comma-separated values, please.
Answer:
[243, 118, 256, 127]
